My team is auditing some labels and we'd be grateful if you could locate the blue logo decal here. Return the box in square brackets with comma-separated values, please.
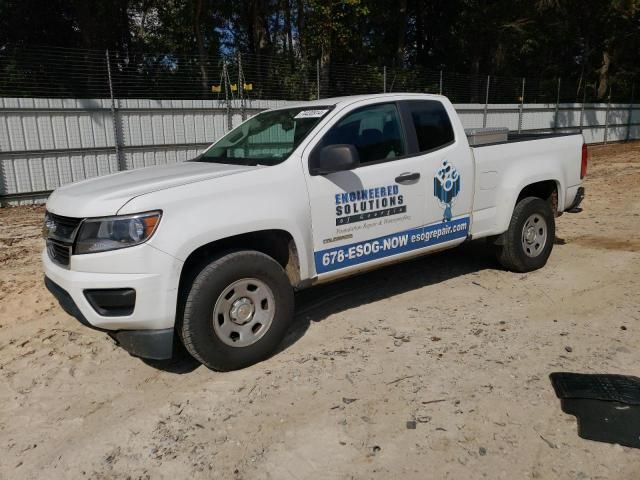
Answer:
[434, 160, 460, 222]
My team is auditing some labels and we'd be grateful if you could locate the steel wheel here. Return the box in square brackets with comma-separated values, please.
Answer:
[213, 278, 276, 347]
[521, 213, 548, 258]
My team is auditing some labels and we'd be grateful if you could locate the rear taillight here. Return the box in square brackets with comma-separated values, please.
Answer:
[581, 143, 588, 179]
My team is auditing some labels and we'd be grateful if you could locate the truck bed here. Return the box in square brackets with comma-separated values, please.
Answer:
[471, 130, 582, 148]
[468, 130, 584, 238]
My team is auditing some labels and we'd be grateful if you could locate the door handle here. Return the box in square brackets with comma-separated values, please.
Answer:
[395, 172, 421, 184]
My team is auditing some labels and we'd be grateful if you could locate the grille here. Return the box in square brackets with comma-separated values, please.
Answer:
[46, 212, 83, 241]
[47, 238, 72, 266]
[44, 212, 83, 267]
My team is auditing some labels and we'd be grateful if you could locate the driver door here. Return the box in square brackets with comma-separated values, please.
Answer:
[303, 102, 429, 278]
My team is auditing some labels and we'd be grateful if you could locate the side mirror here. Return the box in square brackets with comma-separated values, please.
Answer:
[309, 144, 360, 176]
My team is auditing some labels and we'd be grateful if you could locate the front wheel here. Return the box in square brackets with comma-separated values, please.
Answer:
[180, 250, 294, 371]
[495, 196, 555, 273]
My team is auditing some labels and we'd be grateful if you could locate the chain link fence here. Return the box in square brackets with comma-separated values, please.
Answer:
[0, 45, 636, 105]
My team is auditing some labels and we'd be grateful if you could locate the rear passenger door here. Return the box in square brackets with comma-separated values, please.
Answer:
[304, 102, 431, 277]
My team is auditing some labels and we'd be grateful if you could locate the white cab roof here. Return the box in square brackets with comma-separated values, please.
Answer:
[273, 92, 444, 111]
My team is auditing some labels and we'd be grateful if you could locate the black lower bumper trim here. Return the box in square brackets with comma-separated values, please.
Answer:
[108, 328, 174, 360]
[44, 276, 103, 330]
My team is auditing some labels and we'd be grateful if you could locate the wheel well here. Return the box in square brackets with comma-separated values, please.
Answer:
[517, 180, 559, 214]
[178, 230, 301, 300]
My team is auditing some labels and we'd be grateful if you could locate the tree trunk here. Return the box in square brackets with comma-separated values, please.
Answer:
[320, 44, 331, 97]
[395, 0, 408, 67]
[253, 2, 272, 97]
[284, 0, 294, 61]
[597, 50, 610, 100]
[295, 0, 309, 96]
[415, 6, 424, 64]
[471, 56, 481, 103]
[193, 0, 208, 96]
[295, 0, 306, 62]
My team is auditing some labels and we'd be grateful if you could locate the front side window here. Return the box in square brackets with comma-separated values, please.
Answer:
[406, 100, 454, 152]
[315, 103, 405, 164]
[195, 107, 331, 166]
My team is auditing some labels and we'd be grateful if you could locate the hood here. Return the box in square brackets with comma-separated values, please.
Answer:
[46, 161, 261, 217]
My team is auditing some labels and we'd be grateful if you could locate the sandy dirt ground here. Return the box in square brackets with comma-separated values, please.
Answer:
[1, 142, 639, 479]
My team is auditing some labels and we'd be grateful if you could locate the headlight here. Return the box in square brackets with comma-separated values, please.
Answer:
[74, 211, 162, 254]
[43, 212, 53, 239]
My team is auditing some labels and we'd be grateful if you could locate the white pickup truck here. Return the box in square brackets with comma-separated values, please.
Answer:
[43, 93, 587, 370]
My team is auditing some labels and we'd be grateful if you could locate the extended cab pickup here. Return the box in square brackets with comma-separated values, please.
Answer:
[43, 93, 587, 370]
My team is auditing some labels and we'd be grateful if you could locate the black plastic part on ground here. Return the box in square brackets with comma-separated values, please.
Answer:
[550, 372, 640, 448]
[550, 372, 640, 405]
[559, 398, 640, 448]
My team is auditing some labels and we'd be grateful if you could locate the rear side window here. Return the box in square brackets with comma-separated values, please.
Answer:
[315, 103, 405, 164]
[407, 101, 454, 152]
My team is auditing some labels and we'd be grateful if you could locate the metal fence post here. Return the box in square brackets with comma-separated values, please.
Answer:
[604, 87, 612, 144]
[238, 53, 246, 121]
[439, 70, 443, 95]
[626, 84, 635, 142]
[553, 78, 561, 130]
[222, 62, 232, 132]
[483, 75, 490, 128]
[105, 49, 125, 172]
[316, 59, 321, 100]
[383, 66, 387, 93]
[518, 77, 526, 134]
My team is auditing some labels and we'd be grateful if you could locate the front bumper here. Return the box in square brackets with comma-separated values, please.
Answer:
[45, 277, 174, 359]
[42, 243, 183, 360]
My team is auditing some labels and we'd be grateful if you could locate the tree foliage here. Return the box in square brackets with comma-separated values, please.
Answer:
[0, 0, 638, 99]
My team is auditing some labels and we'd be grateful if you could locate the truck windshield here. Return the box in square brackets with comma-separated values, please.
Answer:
[194, 106, 332, 166]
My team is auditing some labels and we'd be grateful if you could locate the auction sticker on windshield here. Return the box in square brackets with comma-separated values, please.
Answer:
[294, 109, 330, 119]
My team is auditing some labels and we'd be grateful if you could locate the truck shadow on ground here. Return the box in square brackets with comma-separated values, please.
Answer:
[146, 240, 498, 373]
[279, 239, 498, 353]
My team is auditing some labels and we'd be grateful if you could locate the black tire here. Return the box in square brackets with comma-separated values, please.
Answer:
[495, 196, 555, 273]
[180, 250, 294, 371]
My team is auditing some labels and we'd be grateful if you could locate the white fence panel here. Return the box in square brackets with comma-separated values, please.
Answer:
[1, 97, 638, 204]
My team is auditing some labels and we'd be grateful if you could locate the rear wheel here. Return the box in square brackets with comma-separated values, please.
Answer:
[180, 250, 294, 371]
[495, 196, 555, 272]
